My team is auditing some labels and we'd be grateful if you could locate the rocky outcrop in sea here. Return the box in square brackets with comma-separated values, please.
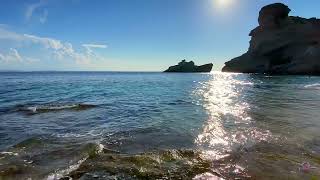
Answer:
[164, 60, 213, 73]
[222, 3, 320, 75]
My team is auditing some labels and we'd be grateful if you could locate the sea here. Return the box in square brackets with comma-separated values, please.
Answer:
[0, 71, 320, 179]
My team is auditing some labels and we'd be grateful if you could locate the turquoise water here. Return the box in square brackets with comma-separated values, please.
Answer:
[0, 72, 320, 179]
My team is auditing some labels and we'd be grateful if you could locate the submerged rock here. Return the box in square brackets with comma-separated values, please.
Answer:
[164, 60, 213, 73]
[17, 103, 97, 114]
[222, 3, 320, 75]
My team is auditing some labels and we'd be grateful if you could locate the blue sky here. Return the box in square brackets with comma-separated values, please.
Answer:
[0, 0, 320, 71]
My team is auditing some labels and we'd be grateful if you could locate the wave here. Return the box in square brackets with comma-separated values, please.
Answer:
[304, 83, 320, 89]
[46, 143, 105, 180]
[46, 157, 88, 180]
[0, 138, 106, 180]
[17, 103, 97, 114]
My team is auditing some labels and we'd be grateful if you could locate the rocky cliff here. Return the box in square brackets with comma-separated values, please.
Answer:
[222, 3, 320, 75]
[164, 60, 213, 73]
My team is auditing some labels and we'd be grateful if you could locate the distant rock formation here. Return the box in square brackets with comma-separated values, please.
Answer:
[222, 3, 320, 75]
[164, 60, 213, 73]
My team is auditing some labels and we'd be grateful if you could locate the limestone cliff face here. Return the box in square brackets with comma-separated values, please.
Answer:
[222, 3, 320, 75]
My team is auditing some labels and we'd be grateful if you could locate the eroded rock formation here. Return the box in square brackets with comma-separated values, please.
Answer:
[222, 3, 320, 75]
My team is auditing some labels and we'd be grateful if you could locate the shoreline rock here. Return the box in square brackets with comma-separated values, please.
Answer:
[222, 3, 320, 75]
[164, 60, 213, 73]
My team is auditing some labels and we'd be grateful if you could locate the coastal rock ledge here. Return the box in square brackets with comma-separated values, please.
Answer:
[222, 3, 320, 75]
[164, 60, 213, 73]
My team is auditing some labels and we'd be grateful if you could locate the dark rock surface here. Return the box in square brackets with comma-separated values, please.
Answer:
[164, 60, 213, 73]
[222, 3, 320, 75]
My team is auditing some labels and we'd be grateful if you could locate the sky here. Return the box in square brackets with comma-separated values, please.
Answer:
[0, 0, 320, 71]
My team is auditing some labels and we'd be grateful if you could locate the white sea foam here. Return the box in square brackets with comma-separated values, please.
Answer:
[305, 83, 320, 89]
[55, 129, 104, 138]
[23, 103, 96, 113]
[46, 157, 88, 180]
[0, 151, 18, 156]
[45, 143, 104, 180]
[55, 133, 87, 138]
[26, 106, 37, 113]
[193, 172, 224, 180]
[28, 104, 79, 112]
[97, 143, 104, 153]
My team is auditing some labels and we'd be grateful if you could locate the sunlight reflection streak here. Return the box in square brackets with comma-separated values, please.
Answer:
[194, 72, 272, 161]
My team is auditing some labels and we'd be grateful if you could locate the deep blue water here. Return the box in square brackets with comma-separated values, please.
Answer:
[0, 72, 320, 179]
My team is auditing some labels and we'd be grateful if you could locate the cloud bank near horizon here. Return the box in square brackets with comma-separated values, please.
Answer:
[0, 27, 107, 67]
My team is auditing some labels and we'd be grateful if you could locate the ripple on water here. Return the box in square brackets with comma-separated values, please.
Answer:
[0, 72, 320, 179]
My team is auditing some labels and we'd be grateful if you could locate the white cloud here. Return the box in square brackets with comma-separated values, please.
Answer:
[0, 24, 9, 28]
[39, 9, 48, 24]
[25, 0, 49, 23]
[82, 44, 108, 49]
[23, 34, 91, 64]
[0, 27, 25, 41]
[0, 48, 38, 63]
[23, 34, 65, 50]
[0, 27, 107, 65]
[9, 48, 23, 62]
[82, 44, 108, 59]
[0, 28, 64, 50]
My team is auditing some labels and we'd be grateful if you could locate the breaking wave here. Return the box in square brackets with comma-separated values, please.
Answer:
[305, 83, 320, 89]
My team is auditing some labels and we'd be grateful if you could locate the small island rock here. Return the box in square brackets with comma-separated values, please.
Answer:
[164, 60, 213, 73]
